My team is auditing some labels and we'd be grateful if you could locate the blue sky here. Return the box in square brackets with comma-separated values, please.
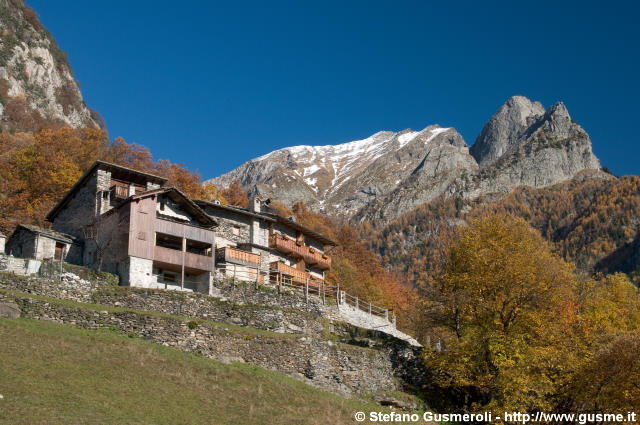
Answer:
[28, 0, 640, 178]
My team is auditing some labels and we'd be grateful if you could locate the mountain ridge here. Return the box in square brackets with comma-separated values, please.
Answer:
[208, 95, 602, 224]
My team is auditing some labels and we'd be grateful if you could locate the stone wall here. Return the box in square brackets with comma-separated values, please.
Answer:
[0, 256, 42, 275]
[201, 206, 252, 247]
[5, 227, 36, 258]
[0, 271, 427, 395]
[84, 208, 129, 276]
[0, 291, 401, 395]
[51, 171, 99, 239]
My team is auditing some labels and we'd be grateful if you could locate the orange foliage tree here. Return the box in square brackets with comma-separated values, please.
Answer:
[220, 181, 249, 208]
[0, 127, 221, 233]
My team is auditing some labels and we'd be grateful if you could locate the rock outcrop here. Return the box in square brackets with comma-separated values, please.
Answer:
[470, 95, 546, 167]
[0, 0, 99, 131]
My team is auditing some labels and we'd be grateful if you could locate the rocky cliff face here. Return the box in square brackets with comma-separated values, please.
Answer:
[0, 0, 99, 131]
[208, 96, 602, 224]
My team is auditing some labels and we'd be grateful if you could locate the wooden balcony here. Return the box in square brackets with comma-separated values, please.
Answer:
[269, 234, 306, 257]
[269, 234, 331, 270]
[216, 246, 261, 267]
[111, 184, 129, 199]
[154, 245, 213, 272]
[270, 261, 323, 287]
[110, 181, 146, 200]
[306, 248, 331, 270]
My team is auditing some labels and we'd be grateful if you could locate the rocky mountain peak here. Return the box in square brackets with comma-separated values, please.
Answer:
[208, 95, 603, 224]
[470, 95, 545, 167]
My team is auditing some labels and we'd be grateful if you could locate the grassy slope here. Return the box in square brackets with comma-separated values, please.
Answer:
[0, 318, 391, 425]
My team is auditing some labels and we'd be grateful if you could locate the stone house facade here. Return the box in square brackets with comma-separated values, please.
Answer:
[5, 224, 81, 263]
[196, 197, 336, 287]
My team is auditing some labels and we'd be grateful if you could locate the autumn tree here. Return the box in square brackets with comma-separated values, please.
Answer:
[221, 181, 248, 208]
[0, 127, 109, 231]
[424, 214, 579, 412]
[561, 331, 640, 413]
[0, 128, 219, 233]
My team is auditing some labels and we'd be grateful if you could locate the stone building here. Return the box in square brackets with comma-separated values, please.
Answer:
[46, 160, 168, 238]
[46, 161, 217, 293]
[37, 160, 337, 295]
[196, 197, 336, 287]
[5, 224, 81, 262]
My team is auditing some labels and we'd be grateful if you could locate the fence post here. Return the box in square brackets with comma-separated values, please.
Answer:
[426, 335, 431, 349]
[276, 271, 281, 294]
[322, 280, 325, 305]
[385, 309, 389, 321]
[368, 302, 371, 315]
[355, 296, 358, 310]
[305, 278, 309, 303]
[336, 283, 340, 306]
[391, 315, 396, 328]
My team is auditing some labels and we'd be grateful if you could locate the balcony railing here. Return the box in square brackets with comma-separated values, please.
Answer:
[216, 246, 261, 267]
[111, 184, 129, 199]
[269, 234, 331, 270]
[270, 261, 323, 287]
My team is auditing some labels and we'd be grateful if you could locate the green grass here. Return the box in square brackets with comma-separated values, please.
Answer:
[0, 318, 392, 425]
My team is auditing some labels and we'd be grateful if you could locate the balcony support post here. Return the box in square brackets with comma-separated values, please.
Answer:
[181, 233, 186, 290]
[305, 278, 309, 303]
[322, 281, 325, 305]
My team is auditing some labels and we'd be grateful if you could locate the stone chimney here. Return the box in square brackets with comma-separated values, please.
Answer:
[249, 196, 262, 213]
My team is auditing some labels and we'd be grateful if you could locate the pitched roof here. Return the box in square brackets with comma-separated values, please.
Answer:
[195, 200, 337, 246]
[46, 161, 168, 221]
[14, 224, 76, 243]
[130, 188, 217, 228]
[195, 200, 277, 222]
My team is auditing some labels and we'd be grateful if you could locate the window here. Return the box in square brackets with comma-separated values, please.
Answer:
[102, 191, 109, 200]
